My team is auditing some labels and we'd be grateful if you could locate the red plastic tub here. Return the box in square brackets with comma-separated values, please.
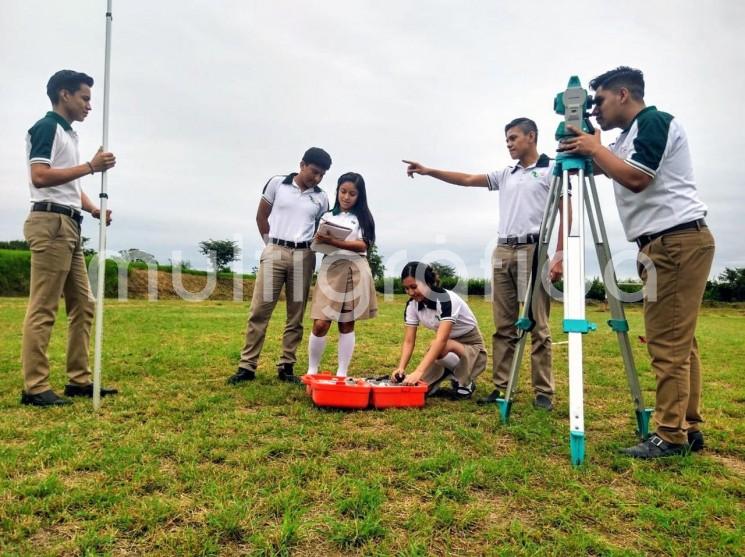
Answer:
[370, 382, 428, 409]
[301, 372, 334, 394]
[311, 378, 371, 409]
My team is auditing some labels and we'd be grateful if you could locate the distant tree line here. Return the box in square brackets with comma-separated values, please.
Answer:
[2, 239, 744, 302]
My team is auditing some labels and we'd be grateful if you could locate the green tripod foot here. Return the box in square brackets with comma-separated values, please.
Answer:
[635, 408, 653, 439]
[570, 431, 585, 466]
[496, 398, 512, 424]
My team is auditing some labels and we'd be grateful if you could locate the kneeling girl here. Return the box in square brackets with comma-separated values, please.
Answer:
[392, 261, 487, 399]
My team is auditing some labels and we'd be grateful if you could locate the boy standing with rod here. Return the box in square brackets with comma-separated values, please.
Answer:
[21, 70, 118, 406]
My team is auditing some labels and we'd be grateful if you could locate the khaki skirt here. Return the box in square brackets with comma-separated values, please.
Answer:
[310, 254, 378, 322]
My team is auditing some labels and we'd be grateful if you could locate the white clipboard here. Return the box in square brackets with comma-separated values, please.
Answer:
[310, 220, 353, 255]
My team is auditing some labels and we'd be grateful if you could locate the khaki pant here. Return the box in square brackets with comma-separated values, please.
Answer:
[639, 227, 715, 444]
[239, 243, 315, 370]
[22, 212, 95, 395]
[491, 243, 553, 396]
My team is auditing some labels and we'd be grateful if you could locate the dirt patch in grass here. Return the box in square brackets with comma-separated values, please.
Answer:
[711, 454, 745, 476]
[127, 269, 255, 301]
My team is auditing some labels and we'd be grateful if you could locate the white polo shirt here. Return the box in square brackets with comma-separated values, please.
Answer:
[485, 154, 553, 238]
[608, 106, 707, 241]
[26, 111, 82, 209]
[262, 173, 329, 243]
[318, 210, 366, 256]
[404, 288, 479, 338]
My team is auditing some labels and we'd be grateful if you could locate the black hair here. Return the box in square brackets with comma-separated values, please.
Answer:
[332, 172, 375, 246]
[400, 261, 440, 289]
[46, 70, 94, 104]
[504, 117, 538, 142]
[302, 147, 332, 170]
[589, 66, 645, 101]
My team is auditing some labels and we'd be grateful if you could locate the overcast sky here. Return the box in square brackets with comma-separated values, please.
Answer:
[2, 1, 743, 280]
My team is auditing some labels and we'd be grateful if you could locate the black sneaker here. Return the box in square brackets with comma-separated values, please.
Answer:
[20, 390, 72, 407]
[450, 382, 475, 400]
[227, 367, 256, 385]
[277, 363, 301, 384]
[533, 394, 554, 411]
[688, 430, 705, 452]
[64, 383, 119, 397]
[620, 434, 688, 459]
[425, 371, 455, 397]
[476, 388, 504, 405]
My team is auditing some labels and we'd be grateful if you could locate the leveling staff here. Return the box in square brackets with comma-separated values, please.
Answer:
[403, 117, 569, 411]
[21, 70, 118, 406]
[562, 66, 715, 459]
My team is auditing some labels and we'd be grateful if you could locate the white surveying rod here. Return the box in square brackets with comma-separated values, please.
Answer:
[93, 0, 113, 411]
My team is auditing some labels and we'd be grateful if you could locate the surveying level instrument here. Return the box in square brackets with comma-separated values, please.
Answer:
[494, 76, 653, 466]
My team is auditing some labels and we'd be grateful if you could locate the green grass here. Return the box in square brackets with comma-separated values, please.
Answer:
[0, 296, 743, 556]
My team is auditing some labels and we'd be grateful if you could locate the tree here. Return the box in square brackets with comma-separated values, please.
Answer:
[199, 239, 241, 272]
[81, 237, 96, 257]
[0, 240, 29, 250]
[707, 267, 745, 302]
[430, 261, 457, 280]
[367, 243, 385, 280]
[117, 248, 157, 265]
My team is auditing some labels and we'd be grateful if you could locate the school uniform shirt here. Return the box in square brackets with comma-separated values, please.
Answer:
[485, 153, 553, 239]
[318, 210, 366, 256]
[262, 173, 329, 243]
[404, 288, 478, 338]
[26, 111, 82, 209]
[608, 106, 707, 242]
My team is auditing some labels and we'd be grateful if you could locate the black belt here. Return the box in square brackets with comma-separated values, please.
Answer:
[635, 219, 707, 249]
[498, 233, 539, 246]
[270, 238, 311, 249]
[31, 201, 83, 226]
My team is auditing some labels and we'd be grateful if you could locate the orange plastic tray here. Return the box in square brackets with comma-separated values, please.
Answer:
[370, 381, 427, 409]
[301, 372, 335, 394]
[311, 378, 371, 409]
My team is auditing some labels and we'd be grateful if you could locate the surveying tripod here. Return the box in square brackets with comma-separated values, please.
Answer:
[495, 77, 653, 466]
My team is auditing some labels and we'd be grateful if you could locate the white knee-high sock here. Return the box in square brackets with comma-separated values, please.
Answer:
[307, 333, 327, 374]
[337, 332, 356, 377]
[436, 352, 461, 371]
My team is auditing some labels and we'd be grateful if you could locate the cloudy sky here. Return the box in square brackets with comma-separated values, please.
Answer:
[2, 1, 743, 280]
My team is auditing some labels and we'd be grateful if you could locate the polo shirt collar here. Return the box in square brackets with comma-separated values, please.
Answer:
[622, 106, 657, 133]
[417, 287, 447, 311]
[47, 111, 73, 131]
[511, 153, 551, 174]
[283, 172, 322, 193]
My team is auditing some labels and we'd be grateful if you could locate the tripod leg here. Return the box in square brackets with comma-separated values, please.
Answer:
[585, 175, 652, 438]
[565, 168, 587, 466]
[497, 173, 562, 423]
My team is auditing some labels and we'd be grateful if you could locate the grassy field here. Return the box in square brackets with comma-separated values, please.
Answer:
[0, 296, 743, 556]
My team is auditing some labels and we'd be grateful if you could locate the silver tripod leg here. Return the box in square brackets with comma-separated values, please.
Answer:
[584, 174, 653, 438]
[564, 168, 591, 465]
[497, 173, 562, 423]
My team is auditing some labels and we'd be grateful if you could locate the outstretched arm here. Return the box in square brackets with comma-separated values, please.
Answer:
[402, 160, 488, 188]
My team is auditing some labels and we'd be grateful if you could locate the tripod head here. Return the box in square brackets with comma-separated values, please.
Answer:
[554, 76, 595, 144]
